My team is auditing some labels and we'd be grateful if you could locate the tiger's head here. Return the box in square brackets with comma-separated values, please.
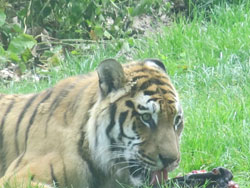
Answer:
[87, 59, 184, 186]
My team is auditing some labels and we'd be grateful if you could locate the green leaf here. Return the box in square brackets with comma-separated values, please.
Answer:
[8, 51, 21, 62]
[0, 46, 5, 55]
[0, 9, 6, 27]
[103, 30, 112, 39]
[128, 38, 135, 46]
[71, 50, 80, 55]
[94, 25, 104, 38]
[21, 48, 33, 63]
[127, 7, 134, 16]
[18, 61, 27, 72]
[132, 0, 151, 16]
[43, 7, 52, 18]
[12, 24, 23, 33]
[0, 46, 8, 63]
[7, 34, 37, 54]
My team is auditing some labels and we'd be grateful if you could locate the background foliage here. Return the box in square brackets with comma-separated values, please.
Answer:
[0, 0, 244, 74]
[0, 0, 184, 74]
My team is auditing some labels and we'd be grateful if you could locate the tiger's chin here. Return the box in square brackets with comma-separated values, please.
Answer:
[128, 163, 179, 187]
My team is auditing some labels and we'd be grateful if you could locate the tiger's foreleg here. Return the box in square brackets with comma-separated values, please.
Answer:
[0, 152, 90, 188]
[0, 154, 65, 188]
[0, 176, 54, 188]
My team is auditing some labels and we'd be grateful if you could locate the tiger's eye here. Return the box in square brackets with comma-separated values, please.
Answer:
[141, 113, 151, 122]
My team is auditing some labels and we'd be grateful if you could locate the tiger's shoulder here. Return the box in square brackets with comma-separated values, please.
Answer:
[0, 58, 183, 188]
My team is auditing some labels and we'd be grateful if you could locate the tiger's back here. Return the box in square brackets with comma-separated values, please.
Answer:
[0, 59, 184, 188]
[0, 74, 99, 182]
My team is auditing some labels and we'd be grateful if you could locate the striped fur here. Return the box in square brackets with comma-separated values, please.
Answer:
[0, 59, 184, 188]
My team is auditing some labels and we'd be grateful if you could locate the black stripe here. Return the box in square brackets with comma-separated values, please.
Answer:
[132, 110, 139, 117]
[132, 122, 137, 131]
[118, 111, 135, 141]
[106, 103, 117, 146]
[64, 84, 90, 126]
[65, 75, 89, 116]
[160, 88, 176, 97]
[15, 90, 52, 168]
[25, 90, 52, 148]
[77, 131, 85, 159]
[75, 87, 105, 187]
[132, 75, 148, 82]
[50, 164, 59, 187]
[140, 78, 166, 90]
[144, 90, 157, 96]
[0, 100, 15, 134]
[63, 111, 68, 127]
[133, 68, 159, 74]
[45, 83, 76, 136]
[132, 122, 140, 138]
[147, 98, 161, 103]
[138, 150, 156, 164]
[131, 141, 145, 147]
[84, 157, 103, 187]
[149, 118, 157, 130]
[77, 92, 97, 147]
[0, 99, 15, 172]
[77, 131, 104, 187]
[62, 161, 68, 186]
[168, 90, 176, 97]
[15, 94, 38, 155]
[167, 99, 176, 104]
[139, 157, 156, 166]
[130, 84, 138, 97]
[125, 100, 135, 109]
[106, 103, 117, 137]
[137, 105, 148, 111]
[119, 111, 128, 126]
[129, 160, 144, 178]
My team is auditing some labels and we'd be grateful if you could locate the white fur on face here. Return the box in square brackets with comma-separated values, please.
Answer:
[135, 92, 160, 128]
[88, 102, 141, 175]
[87, 88, 181, 186]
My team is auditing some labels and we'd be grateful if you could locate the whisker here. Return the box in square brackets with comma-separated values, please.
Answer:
[116, 163, 141, 175]
[136, 153, 157, 167]
[110, 159, 139, 169]
[95, 144, 127, 158]
[130, 166, 144, 177]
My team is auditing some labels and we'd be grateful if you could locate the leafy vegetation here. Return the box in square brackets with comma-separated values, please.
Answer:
[0, 0, 249, 187]
[0, 0, 186, 76]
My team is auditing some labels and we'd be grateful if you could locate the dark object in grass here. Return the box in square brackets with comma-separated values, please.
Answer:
[154, 167, 239, 188]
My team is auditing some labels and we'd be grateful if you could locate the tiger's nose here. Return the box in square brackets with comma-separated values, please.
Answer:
[159, 154, 177, 167]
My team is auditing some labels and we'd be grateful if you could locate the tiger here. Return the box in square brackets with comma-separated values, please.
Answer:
[0, 58, 184, 188]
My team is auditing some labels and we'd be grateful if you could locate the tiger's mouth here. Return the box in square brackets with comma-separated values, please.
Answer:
[129, 165, 169, 186]
[150, 168, 168, 185]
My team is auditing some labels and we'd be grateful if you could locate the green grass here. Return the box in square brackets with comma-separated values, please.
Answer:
[0, 1, 249, 187]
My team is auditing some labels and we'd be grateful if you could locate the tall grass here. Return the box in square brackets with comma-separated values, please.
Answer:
[133, 1, 250, 187]
[0, 1, 249, 187]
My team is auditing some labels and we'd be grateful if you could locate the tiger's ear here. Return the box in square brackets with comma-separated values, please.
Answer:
[143, 58, 166, 72]
[97, 59, 125, 97]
